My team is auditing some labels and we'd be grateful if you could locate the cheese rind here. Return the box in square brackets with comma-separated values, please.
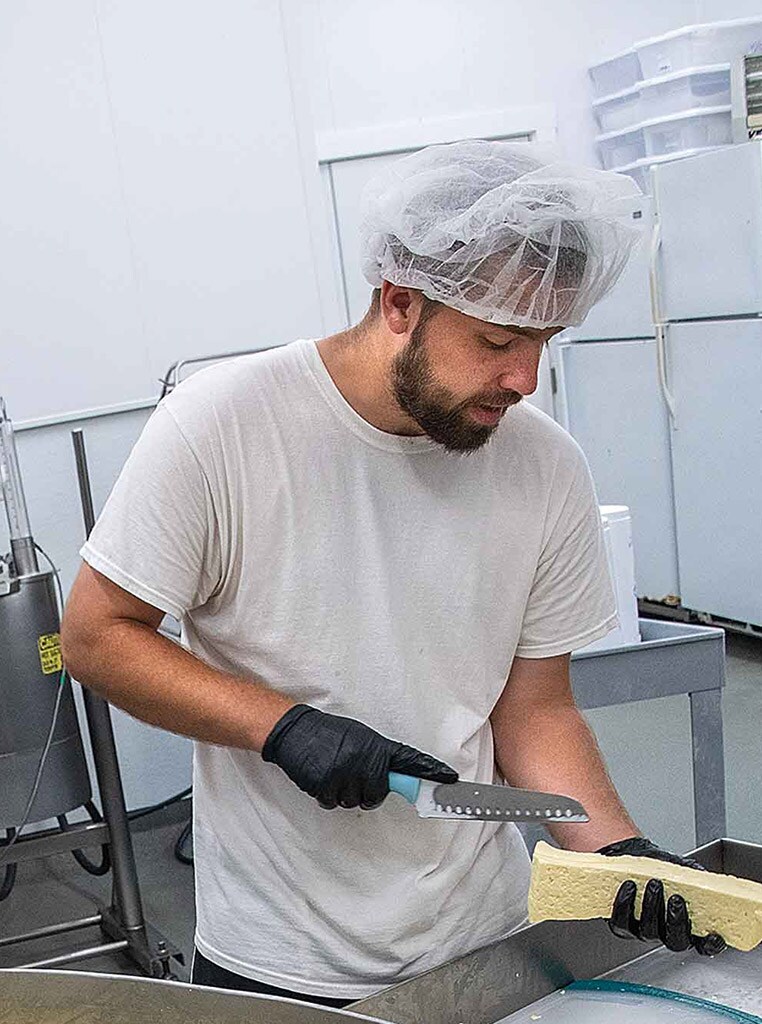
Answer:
[528, 841, 762, 951]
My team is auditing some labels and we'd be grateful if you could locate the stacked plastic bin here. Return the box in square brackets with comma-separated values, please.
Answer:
[590, 17, 762, 192]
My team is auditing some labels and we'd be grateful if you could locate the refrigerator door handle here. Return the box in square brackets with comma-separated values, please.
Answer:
[648, 217, 677, 426]
[656, 323, 676, 427]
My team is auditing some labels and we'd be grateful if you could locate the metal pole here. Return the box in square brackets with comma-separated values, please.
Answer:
[16, 941, 129, 971]
[0, 915, 103, 949]
[70, 428, 146, 934]
[689, 686, 728, 846]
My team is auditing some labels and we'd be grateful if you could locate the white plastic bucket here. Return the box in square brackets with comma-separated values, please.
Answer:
[579, 505, 640, 653]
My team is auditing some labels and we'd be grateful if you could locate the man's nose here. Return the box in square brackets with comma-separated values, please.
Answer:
[497, 345, 543, 396]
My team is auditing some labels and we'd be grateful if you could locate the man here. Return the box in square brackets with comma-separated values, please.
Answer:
[61, 141, 725, 1007]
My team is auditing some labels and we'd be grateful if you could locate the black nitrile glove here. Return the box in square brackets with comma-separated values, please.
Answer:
[262, 704, 458, 810]
[598, 836, 726, 957]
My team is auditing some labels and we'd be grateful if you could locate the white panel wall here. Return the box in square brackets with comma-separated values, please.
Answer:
[0, 0, 325, 423]
[0, 4, 147, 423]
[298, 0, 703, 165]
[696, 0, 762, 19]
[94, 0, 324, 376]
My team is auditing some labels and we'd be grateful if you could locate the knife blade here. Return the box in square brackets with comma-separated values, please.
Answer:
[388, 772, 588, 822]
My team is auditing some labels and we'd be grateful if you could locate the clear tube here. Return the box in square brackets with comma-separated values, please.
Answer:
[0, 397, 32, 542]
[0, 397, 38, 576]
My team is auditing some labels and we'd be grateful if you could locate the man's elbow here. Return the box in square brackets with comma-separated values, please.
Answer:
[60, 606, 102, 686]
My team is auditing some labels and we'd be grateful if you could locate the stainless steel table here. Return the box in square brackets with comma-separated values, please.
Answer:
[570, 618, 726, 847]
[353, 839, 762, 1024]
[2, 840, 758, 1024]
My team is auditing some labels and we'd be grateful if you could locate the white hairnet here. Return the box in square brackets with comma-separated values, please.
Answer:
[359, 140, 644, 329]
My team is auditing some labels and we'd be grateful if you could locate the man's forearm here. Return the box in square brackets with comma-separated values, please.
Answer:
[62, 619, 295, 752]
[494, 703, 638, 851]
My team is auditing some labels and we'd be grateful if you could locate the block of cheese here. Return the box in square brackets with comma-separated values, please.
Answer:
[528, 840, 762, 951]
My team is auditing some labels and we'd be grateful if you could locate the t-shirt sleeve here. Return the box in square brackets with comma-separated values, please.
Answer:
[80, 404, 222, 621]
[515, 445, 618, 659]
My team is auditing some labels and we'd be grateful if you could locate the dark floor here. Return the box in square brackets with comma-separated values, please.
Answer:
[0, 804, 194, 979]
[0, 632, 760, 981]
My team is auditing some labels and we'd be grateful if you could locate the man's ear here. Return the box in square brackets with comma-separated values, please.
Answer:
[380, 282, 424, 336]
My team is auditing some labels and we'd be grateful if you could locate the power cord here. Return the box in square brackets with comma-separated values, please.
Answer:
[0, 671, 66, 871]
[57, 800, 111, 876]
[0, 831, 17, 902]
[0, 545, 67, 893]
[128, 786, 192, 822]
[174, 820, 193, 865]
[1, 543, 194, 888]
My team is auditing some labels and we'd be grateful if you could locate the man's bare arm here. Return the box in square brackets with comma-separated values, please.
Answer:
[61, 563, 295, 752]
[490, 653, 638, 851]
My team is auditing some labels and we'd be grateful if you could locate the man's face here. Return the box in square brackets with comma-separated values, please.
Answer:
[391, 303, 559, 453]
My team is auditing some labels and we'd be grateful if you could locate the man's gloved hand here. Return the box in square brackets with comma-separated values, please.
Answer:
[262, 704, 458, 810]
[598, 836, 726, 957]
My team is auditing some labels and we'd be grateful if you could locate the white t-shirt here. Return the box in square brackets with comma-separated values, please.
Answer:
[81, 339, 616, 999]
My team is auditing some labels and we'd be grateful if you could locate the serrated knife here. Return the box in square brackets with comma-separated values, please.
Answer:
[388, 772, 588, 822]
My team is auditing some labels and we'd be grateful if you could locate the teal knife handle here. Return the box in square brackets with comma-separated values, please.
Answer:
[388, 772, 421, 804]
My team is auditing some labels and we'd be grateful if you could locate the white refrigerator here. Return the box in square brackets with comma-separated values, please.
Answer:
[551, 195, 682, 603]
[652, 142, 762, 626]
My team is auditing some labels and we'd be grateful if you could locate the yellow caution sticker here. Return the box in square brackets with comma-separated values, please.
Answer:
[38, 632, 63, 675]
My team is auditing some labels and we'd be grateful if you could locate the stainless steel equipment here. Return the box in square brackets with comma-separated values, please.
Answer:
[354, 839, 762, 1024]
[1, 839, 760, 1024]
[0, 412, 182, 979]
[0, 969, 386, 1024]
[0, 397, 91, 828]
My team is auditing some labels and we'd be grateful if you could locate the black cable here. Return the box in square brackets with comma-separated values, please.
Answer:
[127, 786, 192, 822]
[173, 821, 193, 865]
[0, 543, 70, 897]
[57, 800, 111, 876]
[0, 677, 66, 873]
[0, 830, 17, 901]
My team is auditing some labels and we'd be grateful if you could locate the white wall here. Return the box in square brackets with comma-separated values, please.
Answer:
[696, 0, 762, 19]
[293, 0, 705, 166]
[0, 1, 326, 425]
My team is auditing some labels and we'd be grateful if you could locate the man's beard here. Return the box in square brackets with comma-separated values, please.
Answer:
[390, 321, 522, 453]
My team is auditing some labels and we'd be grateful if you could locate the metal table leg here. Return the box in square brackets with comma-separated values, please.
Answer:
[689, 686, 727, 846]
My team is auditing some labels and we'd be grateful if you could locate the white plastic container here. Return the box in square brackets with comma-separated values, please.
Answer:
[579, 505, 640, 654]
[589, 48, 641, 99]
[596, 124, 645, 170]
[611, 147, 723, 193]
[592, 84, 642, 133]
[636, 17, 762, 79]
[608, 157, 651, 193]
[642, 105, 731, 156]
[640, 63, 731, 120]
